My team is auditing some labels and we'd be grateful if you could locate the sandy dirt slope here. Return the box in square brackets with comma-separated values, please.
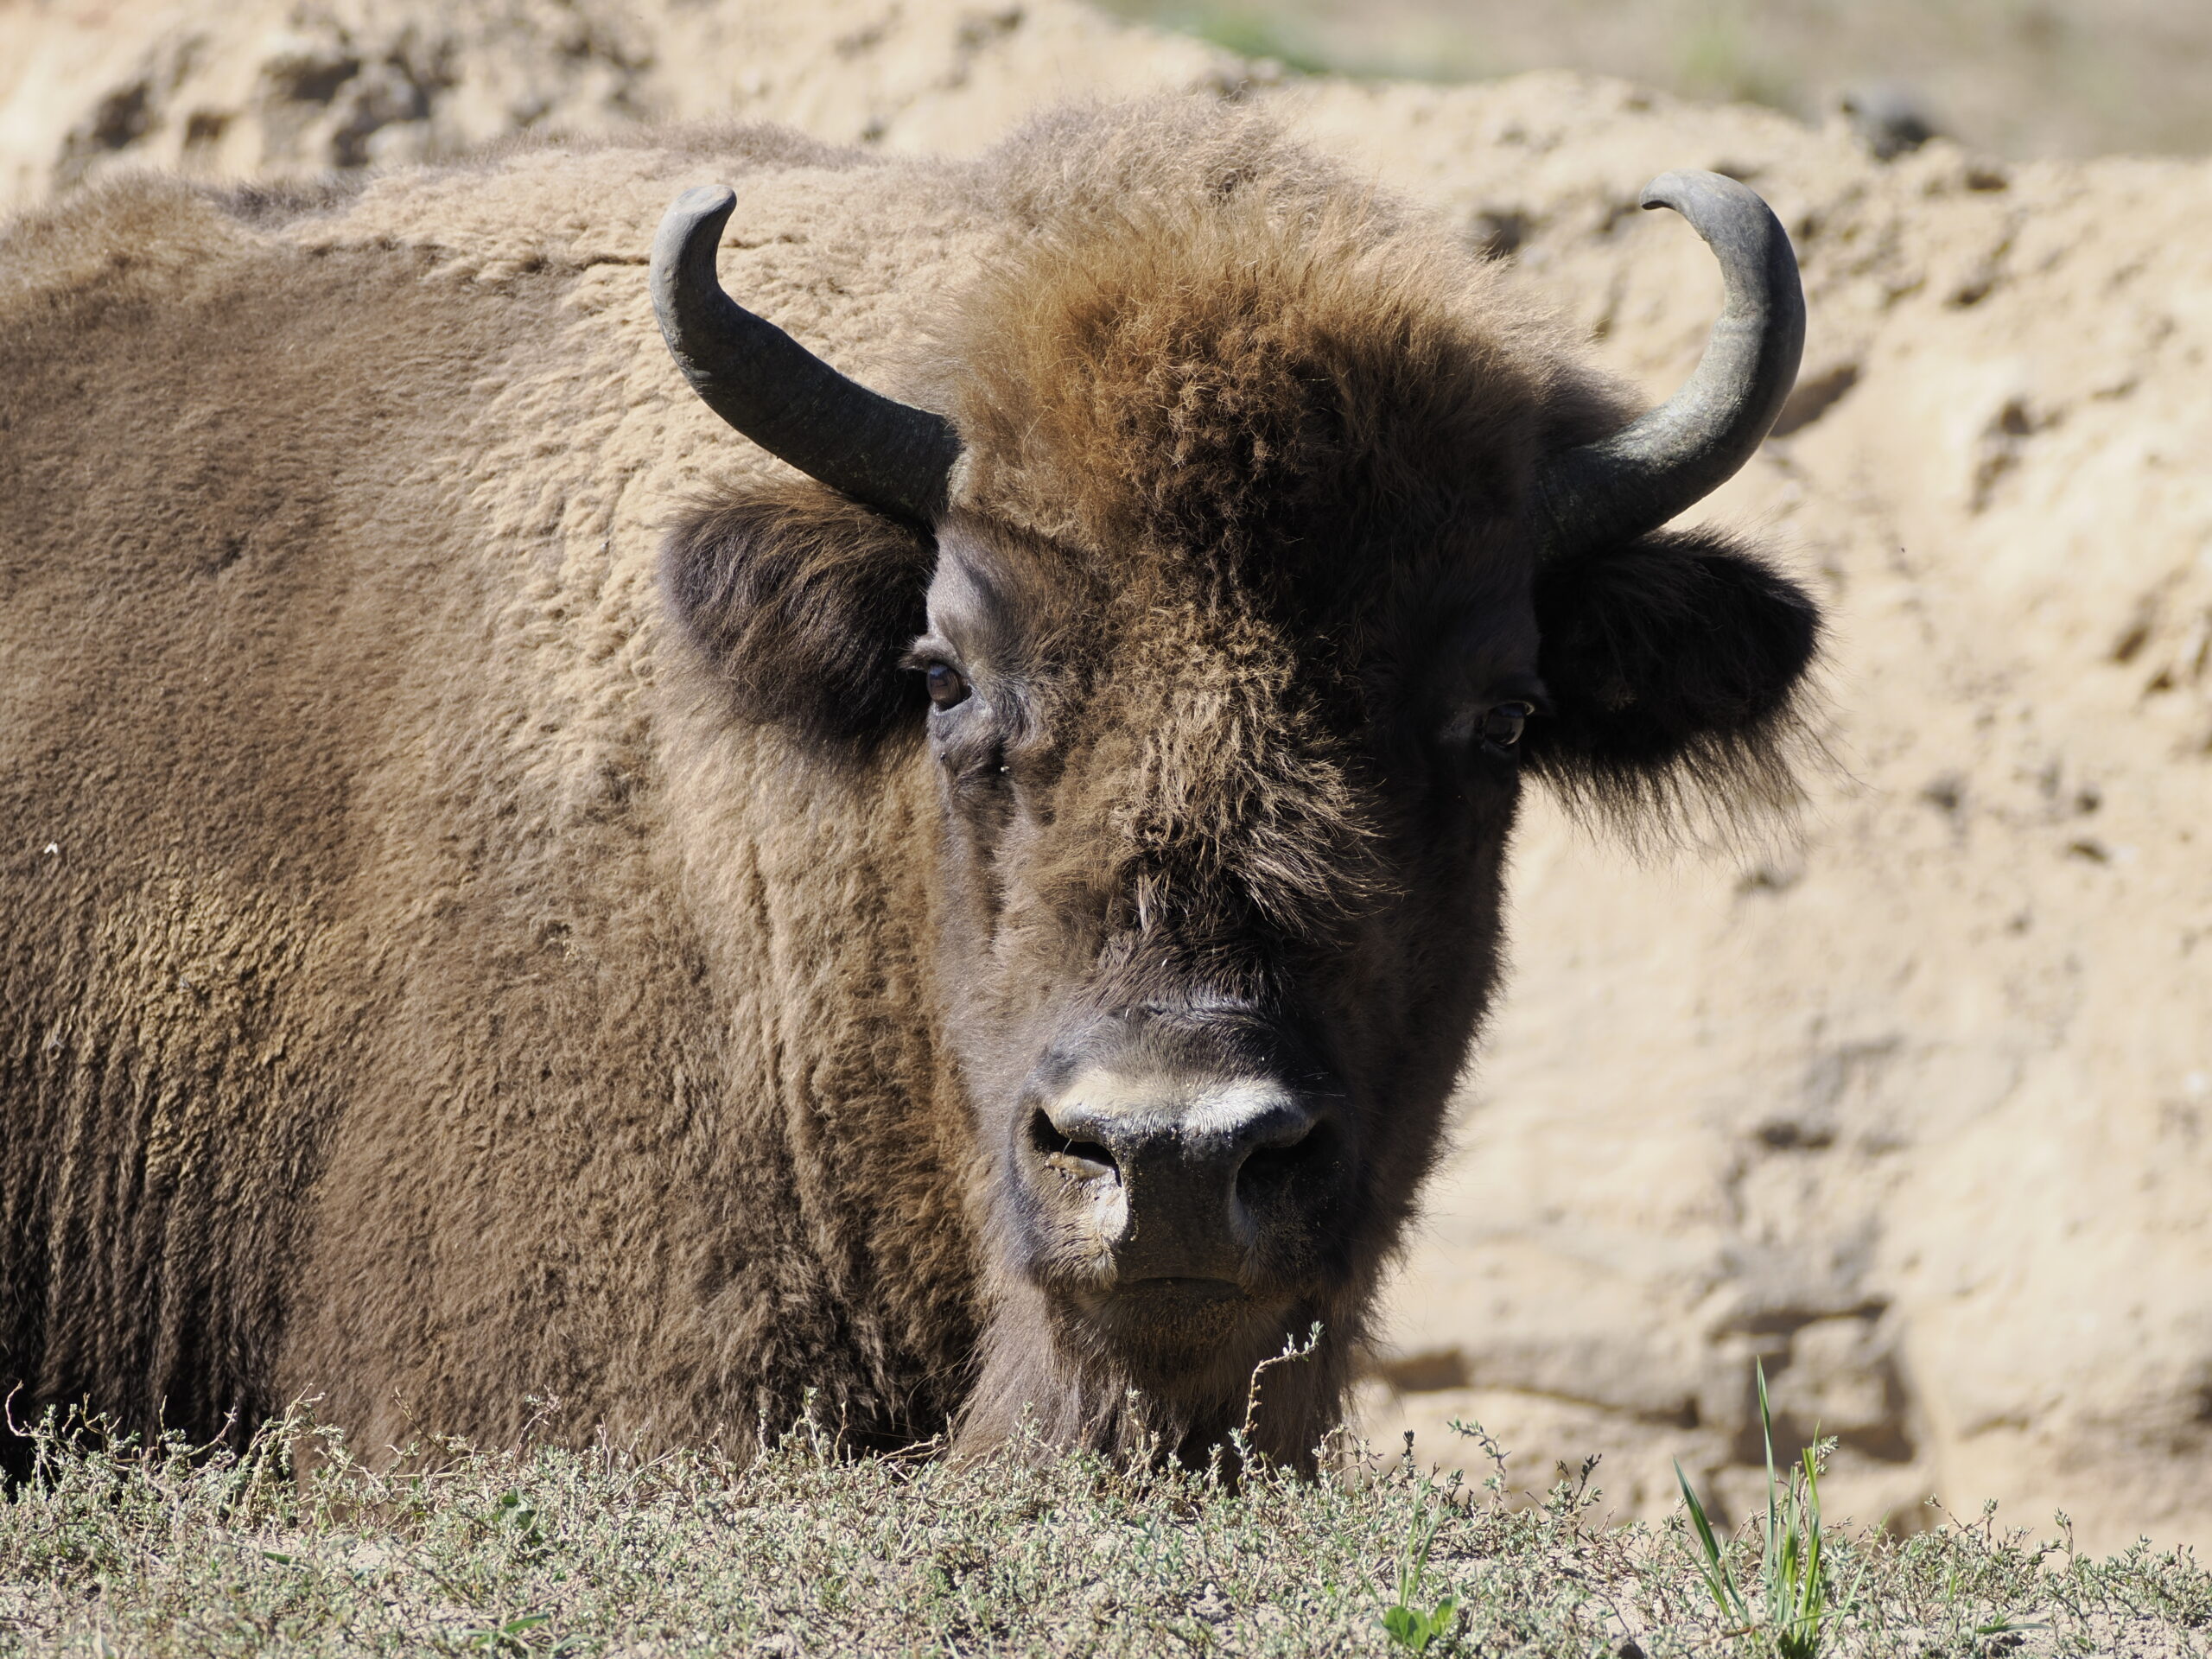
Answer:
[0, 0, 1233, 211]
[3, 0, 2209, 1553]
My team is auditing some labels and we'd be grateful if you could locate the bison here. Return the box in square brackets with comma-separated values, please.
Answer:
[0, 103, 1815, 1473]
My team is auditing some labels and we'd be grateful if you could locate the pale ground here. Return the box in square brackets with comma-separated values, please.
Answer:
[3, 0, 2210, 1554]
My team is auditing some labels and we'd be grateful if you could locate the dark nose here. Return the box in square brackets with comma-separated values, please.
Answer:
[1027, 1068, 1332, 1282]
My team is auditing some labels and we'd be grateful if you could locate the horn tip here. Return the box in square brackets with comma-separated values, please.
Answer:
[669, 183, 738, 223]
[1638, 168, 1762, 217]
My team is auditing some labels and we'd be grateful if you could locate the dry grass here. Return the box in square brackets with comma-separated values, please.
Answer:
[4, 1402, 2211, 1656]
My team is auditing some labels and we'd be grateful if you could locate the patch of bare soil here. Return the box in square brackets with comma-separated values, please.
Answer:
[3, 0, 2209, 1555]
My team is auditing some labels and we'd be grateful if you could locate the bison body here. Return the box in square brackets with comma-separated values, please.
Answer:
[0, 105, 1816, 1469]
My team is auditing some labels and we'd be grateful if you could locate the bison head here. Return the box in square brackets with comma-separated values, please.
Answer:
[653, 143, 1817, 1466]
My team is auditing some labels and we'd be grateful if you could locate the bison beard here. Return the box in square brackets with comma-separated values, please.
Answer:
[0, 101, 1818, 1478]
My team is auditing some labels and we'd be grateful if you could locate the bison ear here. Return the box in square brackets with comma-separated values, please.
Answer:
[662, 480, 935, 753]
[1522, 527, 1822, 828]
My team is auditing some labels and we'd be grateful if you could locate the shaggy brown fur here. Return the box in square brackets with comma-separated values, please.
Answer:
[0, 101, 1816, 1476]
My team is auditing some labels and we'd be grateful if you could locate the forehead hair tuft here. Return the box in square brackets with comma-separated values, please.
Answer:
[934, 107, 1615, 577]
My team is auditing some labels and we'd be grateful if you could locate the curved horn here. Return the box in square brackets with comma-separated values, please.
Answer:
[651, 185, 963, 525]
[1533, 170, 1804, 558]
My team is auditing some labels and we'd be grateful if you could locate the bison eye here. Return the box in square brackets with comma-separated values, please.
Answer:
[1480, 701, 1535, 752]
[924, 662, 970, 710]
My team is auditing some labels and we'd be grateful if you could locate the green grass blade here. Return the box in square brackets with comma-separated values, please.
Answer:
[1675, 1458, 1749, 1625]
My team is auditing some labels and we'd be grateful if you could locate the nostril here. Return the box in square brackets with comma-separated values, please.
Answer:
[1028, 1109, 1118, 1180]
[1236, 1118, 1332, 1196]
